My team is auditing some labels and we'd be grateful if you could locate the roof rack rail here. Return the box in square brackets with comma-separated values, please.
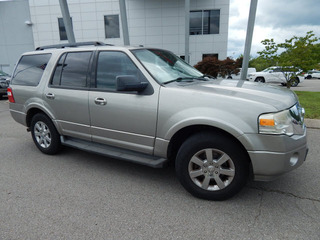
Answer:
[35, 41, 113, 50]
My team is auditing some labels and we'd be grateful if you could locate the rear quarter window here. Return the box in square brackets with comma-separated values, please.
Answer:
[11, 54, 51, 86]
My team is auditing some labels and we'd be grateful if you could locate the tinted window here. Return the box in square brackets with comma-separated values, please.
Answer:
[104, 15, 120, 38]
[51, 52, 92, 88]
[208, 10, 220, 34]
[202, 53, 218, 60]
[12, 54, 51, 86]
[190, 11, 202, 35]
[190, 10, 220, 35]
[96, 51, 143, 90]
[51, 53, 66, 86]
[58, 18, 72, 41]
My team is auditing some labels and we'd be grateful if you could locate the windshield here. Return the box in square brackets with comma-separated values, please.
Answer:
[262, 67, 273, 72]
[131, 49, 203, 84]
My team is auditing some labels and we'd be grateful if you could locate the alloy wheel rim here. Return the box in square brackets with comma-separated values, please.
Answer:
[188, 148, 235, 191]
[34, 121, 51, 148]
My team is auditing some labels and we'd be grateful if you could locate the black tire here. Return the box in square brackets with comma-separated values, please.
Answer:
[30, 113, 61, 155]
[175, 132, 249, 201]
[289, 77, 299, 87]
[227, 76, 232, 79]
[306, 75, 312, 79]
[255, 77, 265, 83]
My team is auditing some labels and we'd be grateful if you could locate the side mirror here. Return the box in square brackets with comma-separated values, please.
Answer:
[269, 70, 273, 73]
[116, 75, 148, 92]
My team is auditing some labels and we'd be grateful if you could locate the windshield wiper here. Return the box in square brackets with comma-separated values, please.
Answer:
[163, 76, 209, 85]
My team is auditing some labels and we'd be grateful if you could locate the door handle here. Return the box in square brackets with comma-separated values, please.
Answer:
[46, 93, 55, 100]
[94, 97, 107, 105]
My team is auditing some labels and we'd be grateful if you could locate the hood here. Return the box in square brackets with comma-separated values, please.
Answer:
[168, 79, 297, 111]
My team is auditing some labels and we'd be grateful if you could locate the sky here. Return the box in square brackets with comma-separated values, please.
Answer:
[228, 0, 320, 58]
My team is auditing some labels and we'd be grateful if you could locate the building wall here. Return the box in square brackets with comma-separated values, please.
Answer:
[29, 0, 229, 66]
[0, 0, 34, 74]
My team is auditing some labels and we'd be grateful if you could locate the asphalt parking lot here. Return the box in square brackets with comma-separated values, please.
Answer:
[0, 97, 320, 239]
[291, 78, 320, 92]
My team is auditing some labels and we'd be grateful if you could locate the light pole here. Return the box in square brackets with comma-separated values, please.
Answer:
[240, 0, 258, 80]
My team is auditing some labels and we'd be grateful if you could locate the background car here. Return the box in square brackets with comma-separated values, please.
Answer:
[248, 66, 303, 87]
[0, 71, 10, 99]
[0, 70, 10, 80]
[304, 70, 320, 79]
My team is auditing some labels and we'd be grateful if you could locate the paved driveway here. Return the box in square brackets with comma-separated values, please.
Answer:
[290, 78, 320, 92]
[0, 100, 319, 240]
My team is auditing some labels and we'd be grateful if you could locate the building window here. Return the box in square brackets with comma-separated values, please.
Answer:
[203, 53, 219, 60]
[190, 10, 220, 35]
[104, 15, 120, 39]
[58, 17, 72, 41]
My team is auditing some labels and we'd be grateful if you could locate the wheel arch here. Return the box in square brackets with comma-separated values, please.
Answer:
[166, 124, 253, 176]
[254, 76, 265, 82]
[25, 106, 59, 132]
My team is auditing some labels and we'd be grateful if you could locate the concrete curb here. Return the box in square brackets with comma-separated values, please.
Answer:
[305, 119, 320, 129]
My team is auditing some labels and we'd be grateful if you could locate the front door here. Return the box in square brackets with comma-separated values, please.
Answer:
[89, 51, 159, 154]
[269, 67, 285, 83]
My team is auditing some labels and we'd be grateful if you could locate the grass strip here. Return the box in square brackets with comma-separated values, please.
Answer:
[295, 91, 320, 119]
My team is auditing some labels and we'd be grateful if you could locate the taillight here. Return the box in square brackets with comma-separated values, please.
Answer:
[7, 87, 15, 103]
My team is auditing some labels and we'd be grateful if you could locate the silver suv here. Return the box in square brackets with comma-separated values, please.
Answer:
[8, 42, 308, 200]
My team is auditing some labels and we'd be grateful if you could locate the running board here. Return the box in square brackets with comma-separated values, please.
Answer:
[60, 136, 168, 168]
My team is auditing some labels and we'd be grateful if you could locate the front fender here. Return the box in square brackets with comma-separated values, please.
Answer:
[158, 107, 256, 141]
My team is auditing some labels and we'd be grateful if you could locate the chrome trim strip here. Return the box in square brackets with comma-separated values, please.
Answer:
[9, 109, 26, 115]
[91, 125, 154, 139]
[58, 120, 90, 128]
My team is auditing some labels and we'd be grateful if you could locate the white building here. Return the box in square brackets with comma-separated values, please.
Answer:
[1, 0, 229, 72]
[0, 0, 34, 73]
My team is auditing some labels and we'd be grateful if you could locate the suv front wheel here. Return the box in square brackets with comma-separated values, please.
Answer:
[175, 132, 249, 200]
[255, 77, 265, 83]
[31, 113, 61, 155]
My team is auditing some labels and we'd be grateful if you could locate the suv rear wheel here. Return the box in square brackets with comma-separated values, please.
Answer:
[30, 113, 61, 155]
[289, 77, 300, 87]
[175, 132, 249, 200]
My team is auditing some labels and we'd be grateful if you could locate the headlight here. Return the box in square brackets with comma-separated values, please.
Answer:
[259, 103, 305, 136]
[248, 74, 254, 77]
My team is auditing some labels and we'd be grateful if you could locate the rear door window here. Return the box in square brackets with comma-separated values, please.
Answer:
[51, 51, 93, 88]
[11, 54, 51, 86]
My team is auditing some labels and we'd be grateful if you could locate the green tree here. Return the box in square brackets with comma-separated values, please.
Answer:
[249, 56, 271, 72]
[278, 31, 319, 71]
[252, 31, 320, 88]
[257, 38, 279, 66]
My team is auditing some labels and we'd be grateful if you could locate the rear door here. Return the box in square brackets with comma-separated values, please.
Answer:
[43, 51, 93, 140]
[88, 50, 159, 154]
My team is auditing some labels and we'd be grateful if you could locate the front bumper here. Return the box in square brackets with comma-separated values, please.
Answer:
[241, 128, 308, 181]
[248, 144, 308, 181]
